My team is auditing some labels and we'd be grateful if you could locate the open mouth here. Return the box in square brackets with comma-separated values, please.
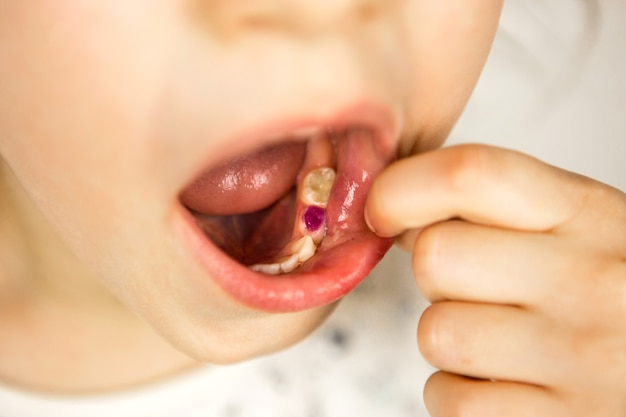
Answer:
[178, 108, 396, 313]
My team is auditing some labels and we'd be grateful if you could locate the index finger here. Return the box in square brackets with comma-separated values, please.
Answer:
[365, 144, 586, 238]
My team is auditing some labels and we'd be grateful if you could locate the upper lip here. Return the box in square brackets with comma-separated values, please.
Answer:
[187, 101, 400, 177]
[177, 100, 398, 312]
[258, 102, 399, 155]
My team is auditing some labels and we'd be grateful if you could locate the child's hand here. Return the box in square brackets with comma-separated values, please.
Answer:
[366, 144, 626, 417]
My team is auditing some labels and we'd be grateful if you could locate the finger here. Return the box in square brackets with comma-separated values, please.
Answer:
[418, 302, 562, 386]
[412, 220, 567, 306]
[413, 219, 626, 316]
[366, 144, 585, 238]
[424, 371, 565, 417]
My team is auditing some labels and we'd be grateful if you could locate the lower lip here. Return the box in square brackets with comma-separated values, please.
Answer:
[178, 204, 393, 312]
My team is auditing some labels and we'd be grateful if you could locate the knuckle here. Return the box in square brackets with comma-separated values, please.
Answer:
[443, 145, 494, 196]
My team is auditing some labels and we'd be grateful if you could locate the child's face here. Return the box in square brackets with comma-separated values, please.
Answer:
[0, 1, 501, 362]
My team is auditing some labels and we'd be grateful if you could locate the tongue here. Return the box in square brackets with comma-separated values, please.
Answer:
[180, 142, 306, 215]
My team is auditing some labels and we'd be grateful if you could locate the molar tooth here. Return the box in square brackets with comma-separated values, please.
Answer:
[300, 167, 336, 208]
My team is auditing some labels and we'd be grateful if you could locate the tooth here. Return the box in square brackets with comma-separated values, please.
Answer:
[300, 167, 336, 208]
[292, 235, 315, 262]
[290, 235, 311, 254]
[250, 236, 318, 275]
[250, 263, 281, 275]
[279, 253, 300, 273]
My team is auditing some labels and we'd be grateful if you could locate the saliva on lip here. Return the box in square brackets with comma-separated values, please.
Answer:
[250, 167, 336, 275]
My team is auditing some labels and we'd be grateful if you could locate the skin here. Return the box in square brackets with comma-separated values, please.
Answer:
[4, 1, 625, 415]
[366, 147, 626, 416]
[0, 0, 502, 392]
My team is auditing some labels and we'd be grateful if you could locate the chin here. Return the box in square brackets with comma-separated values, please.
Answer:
[166, 300, 339, 364]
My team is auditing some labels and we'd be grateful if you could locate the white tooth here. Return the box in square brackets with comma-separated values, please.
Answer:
[279, 253, 300, 273]
[250, 235, 320, 275]
[292, 235, 316, 263]
[250, 263, 281, 275]
[300, 167, 336, 208]
[298, 244, 315, 263]
[291, 235, 311, 254]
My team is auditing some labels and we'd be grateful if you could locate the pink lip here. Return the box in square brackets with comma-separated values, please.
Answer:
[177, 103, 397, 312]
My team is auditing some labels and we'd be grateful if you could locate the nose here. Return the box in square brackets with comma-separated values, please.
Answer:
[283, 0, 387, 30]
[195, 0, 390, 37]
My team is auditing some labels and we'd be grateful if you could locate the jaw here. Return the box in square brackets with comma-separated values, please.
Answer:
[176, 105, 397, 313]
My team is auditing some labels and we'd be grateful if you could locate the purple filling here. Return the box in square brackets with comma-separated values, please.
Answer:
[303, 206, 325, 232]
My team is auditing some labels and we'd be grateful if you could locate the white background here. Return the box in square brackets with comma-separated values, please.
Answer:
[451, 0, 625, 192]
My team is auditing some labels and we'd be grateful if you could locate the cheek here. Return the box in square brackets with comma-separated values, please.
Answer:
[0, 2, 296, 338]
[0, 2, 197, 315]
[401, 0, 503, 153]
[0, 2, 179, 241]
